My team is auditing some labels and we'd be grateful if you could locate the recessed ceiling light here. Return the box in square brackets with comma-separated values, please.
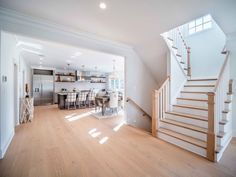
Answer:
[99, 2, 107, 9]
[39, 61, 42, 65]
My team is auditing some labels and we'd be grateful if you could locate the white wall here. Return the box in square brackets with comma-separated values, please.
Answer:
[226, 32, 236, 137]
[0, 31, 19, 158]
[169, 52, 187, 105]
[0, 8, 158, 158]
[185, 21, 226, 78]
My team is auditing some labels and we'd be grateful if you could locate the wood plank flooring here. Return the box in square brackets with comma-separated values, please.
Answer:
[0, 105, 236, 177]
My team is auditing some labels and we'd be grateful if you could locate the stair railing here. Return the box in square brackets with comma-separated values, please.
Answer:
[126, 97, 152, 119]
[152, 76, 170, 137]
[168, 27, 191, 77]
[207, 51, 230, 161]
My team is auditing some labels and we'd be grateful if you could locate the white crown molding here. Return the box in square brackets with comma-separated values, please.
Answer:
[0, 7, 133, 51]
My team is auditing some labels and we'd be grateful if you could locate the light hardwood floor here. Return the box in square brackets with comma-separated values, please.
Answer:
[0, 105, 236, 177]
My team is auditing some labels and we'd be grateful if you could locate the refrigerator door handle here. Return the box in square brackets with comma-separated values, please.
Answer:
[41, 83, 43, 97]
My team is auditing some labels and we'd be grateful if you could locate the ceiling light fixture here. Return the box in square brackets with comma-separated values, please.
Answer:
[21, 48, 43, 56]
[99, 2, 107, 9]
[16, 41, 43, 50]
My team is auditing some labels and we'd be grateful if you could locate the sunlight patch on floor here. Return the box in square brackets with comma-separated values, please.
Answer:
[67, 111, 94, 122]
[99, 137, 109, 144]
[88, 128, 97, 134]
[113, 121, 125, 132]
[64, 113, 77, 119]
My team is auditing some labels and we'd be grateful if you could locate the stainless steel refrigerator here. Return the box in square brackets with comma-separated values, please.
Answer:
[33, 69, 54, 106]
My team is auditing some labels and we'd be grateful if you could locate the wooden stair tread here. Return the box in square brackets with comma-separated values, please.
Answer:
[161, 119, 207, 134]
[222, 110, 230, 114]
[173, 104, 208, 111]
[158, 128, 206, 148]
[216, 146, 223, 153]
[167, 37, 173, 41]
[181, 91, 208, 94]
[219, 120, 228, 125]
[184, 84, 215, 87]
[176, 54, 181, 57]
[217, 131, 225, 138]
[158, 128, 223, 153]
[177, 97, 208, 102]
[166, 111, 208, 121]
[188, 78, 217, 81]
[172, 46, 178, 49]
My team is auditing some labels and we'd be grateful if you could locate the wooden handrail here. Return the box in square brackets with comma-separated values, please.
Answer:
[157, 76, 170, 93]
[229, 79, 233, 94]
[177, 28, 188, 49]
[177, 28, 191, 77]
[214, 51, 230, 92]
[126, 97, 151, 119]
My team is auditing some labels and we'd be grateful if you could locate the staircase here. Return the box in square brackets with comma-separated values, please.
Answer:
[153, 27, 234, 162]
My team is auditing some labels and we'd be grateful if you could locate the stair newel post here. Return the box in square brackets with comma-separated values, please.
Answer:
[207, 92, 216, 162]
[152, 90, 158, 137]
[187, 47, 191, 77]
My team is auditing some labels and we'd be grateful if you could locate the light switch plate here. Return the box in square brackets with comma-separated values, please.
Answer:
[2, 76, 7, 82]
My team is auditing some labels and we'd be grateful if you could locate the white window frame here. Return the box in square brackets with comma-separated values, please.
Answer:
[188, 15, 212, 35]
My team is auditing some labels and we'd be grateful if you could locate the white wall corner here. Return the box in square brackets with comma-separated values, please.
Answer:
[233, 130, 236, 137]
[0, 149, 2, 159]
[0, 130, 14, 159]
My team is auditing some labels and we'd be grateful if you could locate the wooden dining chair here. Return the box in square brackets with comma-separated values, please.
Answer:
[65, 92, 77, 110]
[88, 91, 96, 107]
[77, 92, 88, 108]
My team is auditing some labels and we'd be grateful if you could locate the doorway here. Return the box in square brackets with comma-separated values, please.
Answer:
[13, 63, 19, 126]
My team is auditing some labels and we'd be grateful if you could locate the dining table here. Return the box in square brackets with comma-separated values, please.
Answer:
[95, 94, 123, 116]
[95, 95, 110, 116]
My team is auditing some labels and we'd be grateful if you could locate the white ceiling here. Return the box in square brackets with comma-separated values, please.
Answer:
[17, 35, 124, 72]
[1, 0, 236, 82]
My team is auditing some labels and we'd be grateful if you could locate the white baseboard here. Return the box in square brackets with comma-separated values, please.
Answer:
[217, 135, 232, 162]
[0, 130, 14, 159]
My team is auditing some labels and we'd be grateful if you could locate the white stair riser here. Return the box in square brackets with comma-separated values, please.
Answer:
[172, 106, 208, 117]
[180, 93, 208, 99]
[165, 113, 208, 128]
[219, 122, 231, 133]
[158, 132, 206, 157]
[227, 94, 233, 101]
[224, 102, 231, 110]
[218, 132, 232, 146]
[160, 122, 207, 141]
[187, 80, 217, 85]
[177, 99, 208, 108]
[183, 86, 214, 92]
[222, 112, 230, 121]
